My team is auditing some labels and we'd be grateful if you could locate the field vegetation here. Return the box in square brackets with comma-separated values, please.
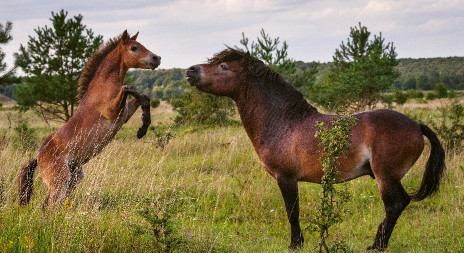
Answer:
[1, 97, 463, 252]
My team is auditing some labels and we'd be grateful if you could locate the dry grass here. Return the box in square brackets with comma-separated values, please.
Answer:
[0, 100, 463, 252]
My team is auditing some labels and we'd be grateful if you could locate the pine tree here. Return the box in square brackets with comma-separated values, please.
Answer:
[310, 23, 399, 111]
[0, 21, 17, 89]
[14, 10, 103, 122]
[238, 29, 319, 97]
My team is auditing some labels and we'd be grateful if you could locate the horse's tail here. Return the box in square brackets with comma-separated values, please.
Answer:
[410, 124, 446, 201]
[18, 158, 38, 206]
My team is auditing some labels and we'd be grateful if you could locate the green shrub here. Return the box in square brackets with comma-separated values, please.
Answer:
[152, 125, 175, 149]
[380, 94, 394, 108]
[426, 92, 439, 100]
[12, 116, 38, 150]
[405, 89, 424, 99]
[410, 99, 464, 151]
[434, 83, 448, 98]
[170, 89, 236, 127]
[308, 111, 355, 252]
[447, 90, 457, 99]
[150, 98, 160, 108]
[393, 89, 408, 104]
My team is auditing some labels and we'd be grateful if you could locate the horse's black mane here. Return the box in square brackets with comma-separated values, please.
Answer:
[208, 48, 318, 116]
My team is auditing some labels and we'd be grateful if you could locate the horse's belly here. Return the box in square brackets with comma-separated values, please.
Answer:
[66, 120, 122, 164]
[298, 143, 371, 183]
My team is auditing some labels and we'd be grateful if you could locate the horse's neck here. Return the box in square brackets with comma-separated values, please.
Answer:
[235, 86, 315, 146]
[87, 49, 127, 97]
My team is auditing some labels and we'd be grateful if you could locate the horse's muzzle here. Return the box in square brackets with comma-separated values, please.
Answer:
[148, 54, 161, 70]
[185, 65, 201, 86]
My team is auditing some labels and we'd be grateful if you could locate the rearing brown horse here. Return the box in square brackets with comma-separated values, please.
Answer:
[18, 31, 160, 209]
[185, 48, 445, 251]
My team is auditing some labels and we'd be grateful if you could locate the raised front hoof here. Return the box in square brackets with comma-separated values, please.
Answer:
[367, 244, 386, 252]
[137, 127, 148, 139]
[122, 85, 137, 93]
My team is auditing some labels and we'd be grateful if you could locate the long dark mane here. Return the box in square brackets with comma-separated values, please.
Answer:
[77, 33, 127, 101]
[208, 48, 317, 117]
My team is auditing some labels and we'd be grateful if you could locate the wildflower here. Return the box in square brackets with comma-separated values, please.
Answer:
[184, 229, 192, 240]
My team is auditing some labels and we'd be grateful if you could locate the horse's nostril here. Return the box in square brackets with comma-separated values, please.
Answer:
[189, 65, 199, 72]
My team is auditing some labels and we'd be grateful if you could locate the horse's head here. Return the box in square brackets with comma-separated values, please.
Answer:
[185, 48, 248, 98]
[120, 30, 161, 70]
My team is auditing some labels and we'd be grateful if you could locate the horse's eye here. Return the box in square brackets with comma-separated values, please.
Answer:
[130, 45, 137, 52]
[220, 64, 228, 70]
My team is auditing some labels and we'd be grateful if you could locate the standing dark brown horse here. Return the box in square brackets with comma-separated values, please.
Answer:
[18, 31, 160, 209]
[185, 48, 445, 251]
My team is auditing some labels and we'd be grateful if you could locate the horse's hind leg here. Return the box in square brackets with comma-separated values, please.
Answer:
[67, 164, 84, 196]
[43, 176, 70, 211]
[40, 160, 72, 211]
[368, 178, 410, 251]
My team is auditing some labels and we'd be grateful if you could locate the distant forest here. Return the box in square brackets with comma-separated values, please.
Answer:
[125, 56, 464, 100]
[2, 57, 464, 100]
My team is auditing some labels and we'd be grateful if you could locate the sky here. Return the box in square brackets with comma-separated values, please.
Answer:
[1, 0, 464, 70]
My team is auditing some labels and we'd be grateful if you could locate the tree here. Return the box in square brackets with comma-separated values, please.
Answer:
[0, 21, 18, 89]
[417, 74, 432, 90]
[14, 10, 103, 122]
[434, 82, 448, 98]
[403, 77, 417, 90]
[310, 23, 399, 111]
[238, 29, 319, 97]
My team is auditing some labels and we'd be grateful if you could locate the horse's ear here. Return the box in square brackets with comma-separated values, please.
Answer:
[130, 32, 139, 41]
[121, 30, 129, 44]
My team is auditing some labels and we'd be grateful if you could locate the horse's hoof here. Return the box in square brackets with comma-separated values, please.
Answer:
[288, 238, 304, 250]
[367, 245, 386, 252]
[137, 127, 147, 139]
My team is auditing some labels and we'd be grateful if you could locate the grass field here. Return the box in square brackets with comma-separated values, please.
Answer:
[0, 99, 463, 252]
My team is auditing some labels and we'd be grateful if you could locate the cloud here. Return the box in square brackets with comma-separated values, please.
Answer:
[1, 0, 464, 70]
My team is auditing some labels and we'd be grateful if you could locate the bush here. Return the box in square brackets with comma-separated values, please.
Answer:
[434, 83, 448, 98]
[393, 89, 408, 104]
[426, 92, 439, 100]
[150, 98, 160, 109]
[380, 93, 394, 108]
[308, 111, 355, 252]
[410, 99, 464, 151]
[170, 88, 236, 127]
[405, 89, 424, 99]
[13, 116, 38, 150]
[447, 90, 457, 99]
[152, 125, 174, 149]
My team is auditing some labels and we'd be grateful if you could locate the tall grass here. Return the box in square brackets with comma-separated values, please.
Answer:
[0, 102, 463, 252]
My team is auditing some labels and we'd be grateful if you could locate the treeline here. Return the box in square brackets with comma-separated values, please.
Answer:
[128, 56, 464, 100]
[3, 57, 462, 102]
[394, 57, 464, 90]
[127, 68, 187, 99]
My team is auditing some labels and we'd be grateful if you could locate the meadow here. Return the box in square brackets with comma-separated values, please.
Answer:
[0, 99, 463, 252]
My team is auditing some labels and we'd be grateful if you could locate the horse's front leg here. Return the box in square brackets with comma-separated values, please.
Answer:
[277, 176, 304, 250]
[104, 85, 151, 138]
[121, 85, 151, 138]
